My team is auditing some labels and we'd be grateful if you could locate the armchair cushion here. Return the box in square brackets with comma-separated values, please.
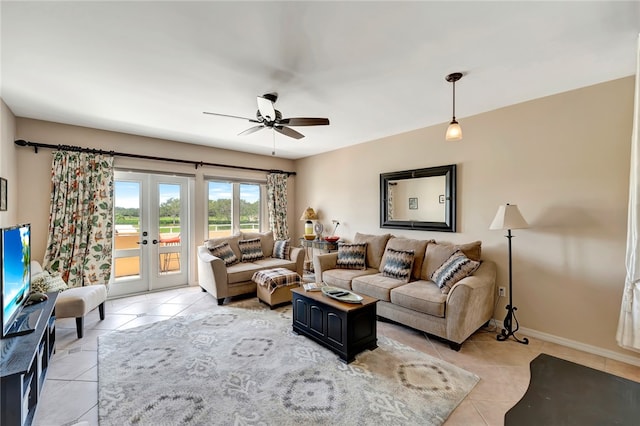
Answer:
[382, 248, 415, 283]
[238, 238, 264, 262]
[336, 243, 367, 270]
[208, 242, 239, 266]
[273, 239, 290, 260]
[430, 250, 480, 294]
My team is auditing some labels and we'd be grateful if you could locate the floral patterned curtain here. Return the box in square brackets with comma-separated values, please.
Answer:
[266, 173, 289, 240]
[43, 151, 114, 288]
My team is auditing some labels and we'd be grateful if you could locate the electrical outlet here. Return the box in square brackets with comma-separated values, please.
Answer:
[498, 287, 506, 297]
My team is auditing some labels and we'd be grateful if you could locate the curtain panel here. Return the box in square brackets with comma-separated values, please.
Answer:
[617, 33, 640, 352]
[267, 173, 289, 240]
[43, 151, 114, 288]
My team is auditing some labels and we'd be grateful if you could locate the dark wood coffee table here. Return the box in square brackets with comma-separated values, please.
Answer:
[291, 287, 378, 363]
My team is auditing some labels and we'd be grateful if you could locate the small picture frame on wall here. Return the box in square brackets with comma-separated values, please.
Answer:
[0, 177, 6, 211]
[408, 197, 418, 210]
[439, 194, 445, 204]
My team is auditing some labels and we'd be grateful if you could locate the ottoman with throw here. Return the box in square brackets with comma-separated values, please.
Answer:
[252, 267, 302, 308]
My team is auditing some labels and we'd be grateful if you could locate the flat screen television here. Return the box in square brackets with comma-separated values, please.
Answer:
[1, 223, 39, 338]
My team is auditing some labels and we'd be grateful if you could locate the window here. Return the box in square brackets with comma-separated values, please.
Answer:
[207, 180, 264, 238]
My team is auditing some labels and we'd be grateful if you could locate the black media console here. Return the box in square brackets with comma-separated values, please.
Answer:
[1, 293, 57, 426]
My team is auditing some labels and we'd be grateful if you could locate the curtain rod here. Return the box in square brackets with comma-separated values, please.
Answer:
[14, 139, 296, 176]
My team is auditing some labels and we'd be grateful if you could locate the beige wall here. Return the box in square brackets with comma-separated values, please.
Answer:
[13, 118, 296, 279]
[294, 76, 638, 362]
[0, 100, 18, 227]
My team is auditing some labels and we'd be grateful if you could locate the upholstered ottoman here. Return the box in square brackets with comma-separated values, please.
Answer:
[56, 285, 108, 338]
[252, 268, 302, 309]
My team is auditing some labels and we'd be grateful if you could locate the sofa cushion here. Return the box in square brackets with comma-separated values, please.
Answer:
[273, 239, 290, 260]
[421, 240, 482, 280]
[381, 248, 415, 283]
[430, 250, 481, 294]
[390, 280, 447, 318]
[354, 232, 392, 269]
[352, 273, 407, 302]
[336, 243, 367, 270]
[226, 261, 265, 284]
[208, 242, 239, 266]
[241, 231, 274, 257]
[239, 238, 265, 262]
[322, 268, 378, 290]
[205, 233, 242, 261]
[380, 237, 431, 279]
[31, 270, 68, 293]
[251, 257, 296, 270]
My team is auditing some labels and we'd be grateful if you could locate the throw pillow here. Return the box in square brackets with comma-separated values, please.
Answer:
[209, 242, 239, 266]
[273, 239, 290, 260]
[382, 248, 415, 283]
[430, 250, 481, 294]
[336, 243, 367, 270]
[238, 238, 264, 262]
[31, 270, 68, 293]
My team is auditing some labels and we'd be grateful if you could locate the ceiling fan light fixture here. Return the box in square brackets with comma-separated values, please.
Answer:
[445, 72, 463, 141]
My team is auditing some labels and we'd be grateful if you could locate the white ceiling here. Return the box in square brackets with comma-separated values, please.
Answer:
[1, 1, 639, 159]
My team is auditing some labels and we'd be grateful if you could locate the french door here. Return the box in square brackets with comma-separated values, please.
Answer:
[110, 171, 189, 297]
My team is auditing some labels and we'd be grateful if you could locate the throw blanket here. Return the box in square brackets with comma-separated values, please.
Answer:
[252, 268, 301, 293]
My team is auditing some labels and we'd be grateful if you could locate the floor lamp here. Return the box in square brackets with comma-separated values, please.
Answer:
[490, 203, 529, 345]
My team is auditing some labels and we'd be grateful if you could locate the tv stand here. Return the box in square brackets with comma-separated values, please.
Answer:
[4, 309, 43, 338]
[1, 293, 57, 426]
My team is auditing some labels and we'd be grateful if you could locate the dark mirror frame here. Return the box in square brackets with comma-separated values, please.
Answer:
[380, 164, 456, 232]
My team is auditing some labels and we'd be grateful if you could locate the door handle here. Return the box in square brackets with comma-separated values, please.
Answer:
[137, 240, 148, 245]
[152, 239, 159, 245]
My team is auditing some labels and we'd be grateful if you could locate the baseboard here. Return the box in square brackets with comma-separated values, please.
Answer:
[493, 319, 640, 367]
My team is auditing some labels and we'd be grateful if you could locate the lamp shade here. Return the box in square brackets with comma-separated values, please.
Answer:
[489, 204, 528, 230]
[445, 120, 462, 141]
[300, 207, 318, 221]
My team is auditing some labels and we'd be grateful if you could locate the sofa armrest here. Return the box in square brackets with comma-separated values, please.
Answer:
[444, 260, 497, 343]
[313, 252, 339, 283]
[197, 245, 229, 299]
[289, 246, 305, 277]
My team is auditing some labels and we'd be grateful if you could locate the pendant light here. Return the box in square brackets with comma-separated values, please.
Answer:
[445, 72, 463, 141]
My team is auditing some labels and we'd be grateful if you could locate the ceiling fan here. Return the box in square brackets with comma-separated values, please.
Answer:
[203, 92, 330, 140]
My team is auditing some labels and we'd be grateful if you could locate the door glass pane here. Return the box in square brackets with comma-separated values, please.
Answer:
[158, 183, 181, 273]
[240, 183, 260, 232]
[208, 181, 232, 238]
[114, 181, 141, 279]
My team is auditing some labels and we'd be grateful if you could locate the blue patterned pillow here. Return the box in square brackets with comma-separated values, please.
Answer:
[382, 248, 415, 283]
[273, 239, 290, 260]
[430, 250, 480, 294]
[336, 243, 367, 270]
[238, 238, 264, 262]
[209, 242, 239, 266]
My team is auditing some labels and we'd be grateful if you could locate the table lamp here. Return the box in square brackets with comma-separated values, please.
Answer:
[300, 207, 318, 236]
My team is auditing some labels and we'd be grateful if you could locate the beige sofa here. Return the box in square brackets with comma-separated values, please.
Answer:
[313, 233, 497, 350]
[197, 231, 304, 305]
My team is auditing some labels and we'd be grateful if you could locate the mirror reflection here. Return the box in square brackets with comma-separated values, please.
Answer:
[380, 164, 456, 232]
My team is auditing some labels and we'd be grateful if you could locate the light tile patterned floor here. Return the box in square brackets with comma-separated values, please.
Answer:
[33, 286, 640, 426]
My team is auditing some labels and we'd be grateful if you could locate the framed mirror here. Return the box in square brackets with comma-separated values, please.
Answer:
[380, 164, 456, 232]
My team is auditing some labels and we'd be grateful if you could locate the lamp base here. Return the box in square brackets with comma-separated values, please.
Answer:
[497, 304, 529, 345]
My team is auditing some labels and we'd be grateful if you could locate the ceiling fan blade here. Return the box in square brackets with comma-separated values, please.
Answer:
[279, 117, 330, 126]
[203, 111, 260, 123]
[274, 125, 304, 140]
[238, 125, 265, 136]
[257, 96, 276, 122]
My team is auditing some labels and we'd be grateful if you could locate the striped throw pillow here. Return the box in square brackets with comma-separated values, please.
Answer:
[336, 243, 367, 270]
[238, 238, 264, 262]
[209, 242, 239, 266]
[382, 248, 415, 283]
[430, 250, 480, 294]
[273, 239, 290, 260]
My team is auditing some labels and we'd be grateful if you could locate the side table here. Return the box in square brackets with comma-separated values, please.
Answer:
[299, 238, 340, 273]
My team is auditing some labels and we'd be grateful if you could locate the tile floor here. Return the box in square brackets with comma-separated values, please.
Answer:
[33, 285, 640, 426]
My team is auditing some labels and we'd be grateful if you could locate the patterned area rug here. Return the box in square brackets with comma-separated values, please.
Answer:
[98, 299, 479, 425]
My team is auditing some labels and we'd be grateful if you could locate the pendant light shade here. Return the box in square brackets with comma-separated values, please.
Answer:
[445, 72, 463, 141]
